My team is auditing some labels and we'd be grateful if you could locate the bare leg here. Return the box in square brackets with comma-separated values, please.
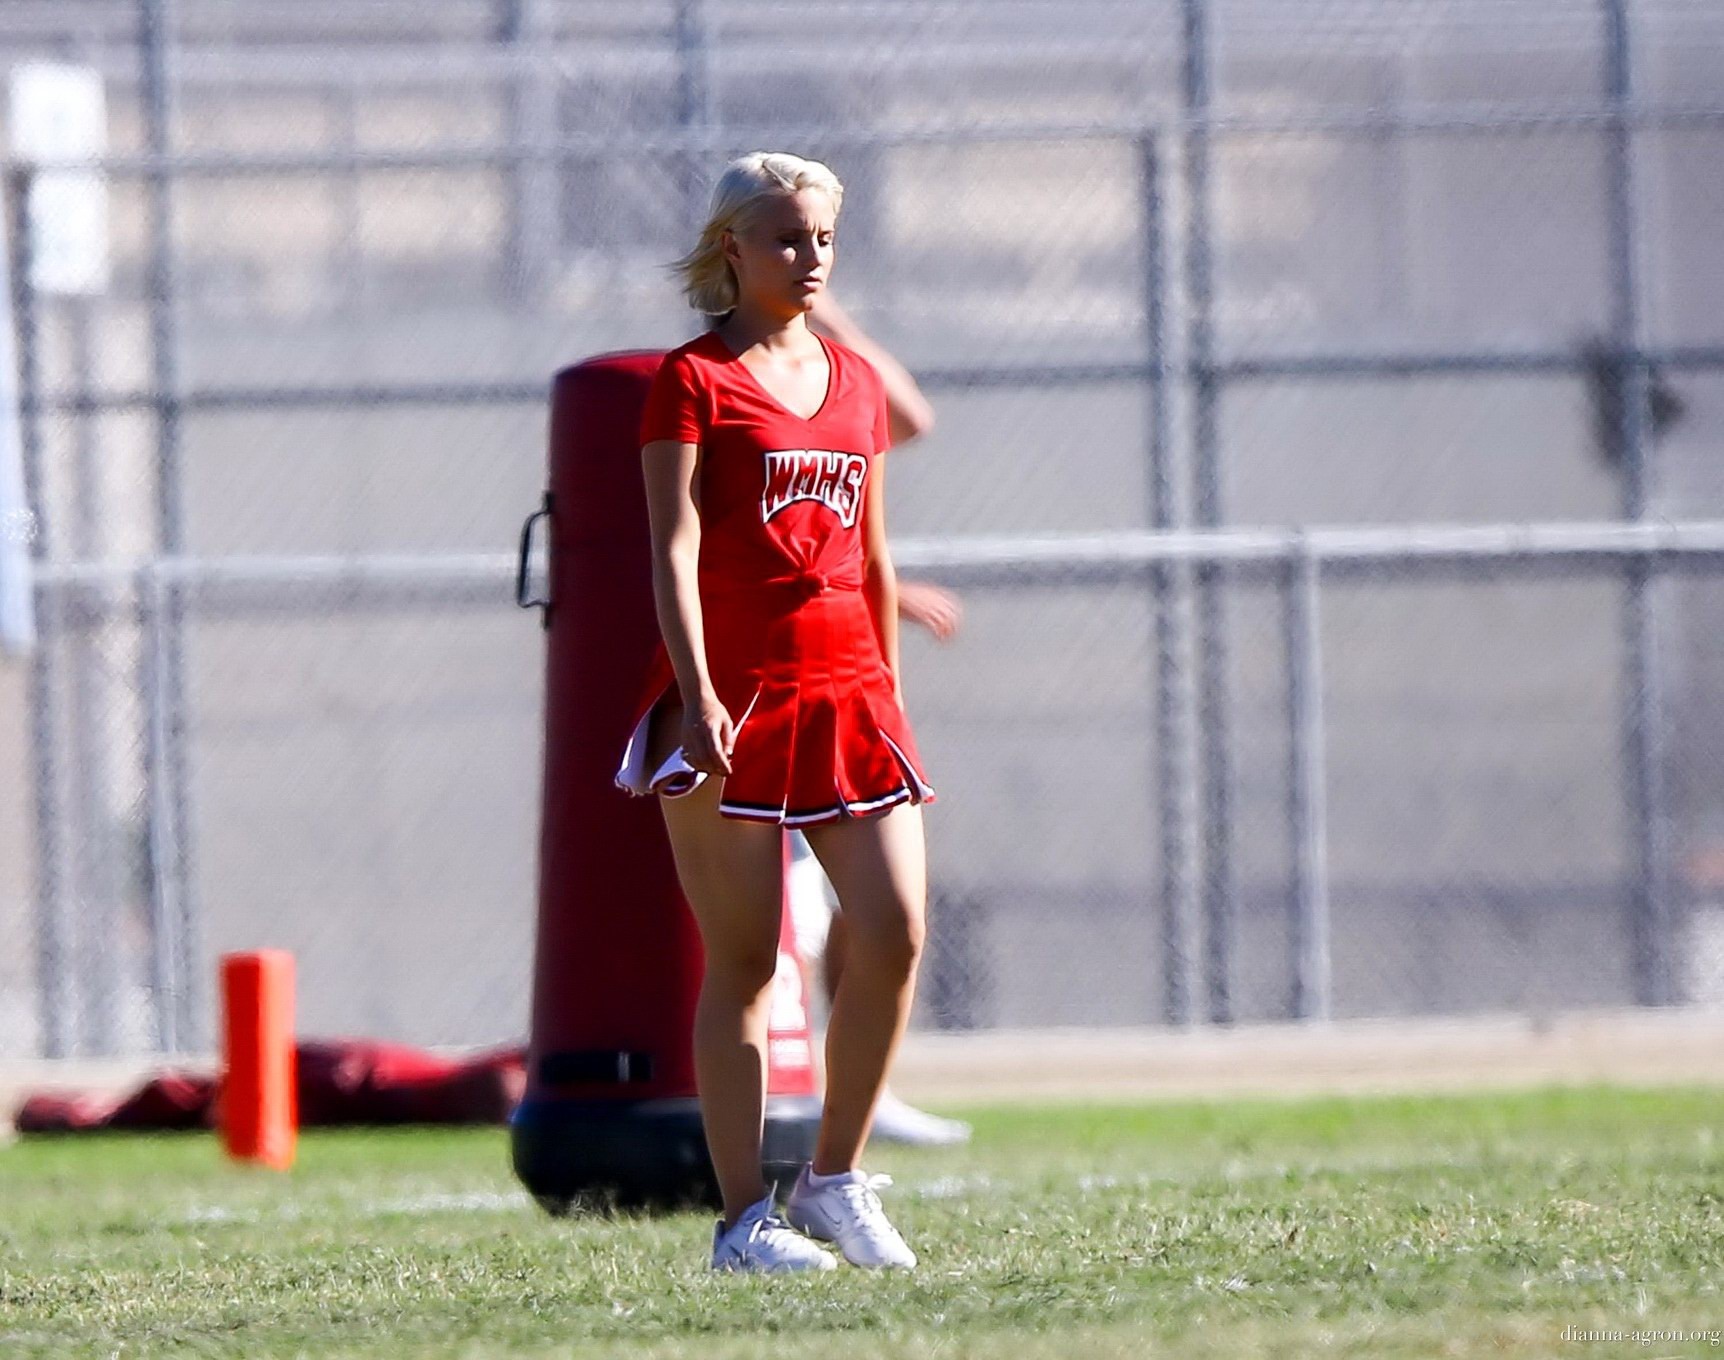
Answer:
[650, 702, 787, 1228]
[821, 907, 848, 1004]
[801, 802, 927, 1173]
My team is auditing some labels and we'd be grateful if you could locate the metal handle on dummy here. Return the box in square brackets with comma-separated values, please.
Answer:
[516, 492, 552, 629]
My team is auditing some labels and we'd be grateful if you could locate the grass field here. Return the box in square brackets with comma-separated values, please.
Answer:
[2, 1085, 1721, 1358]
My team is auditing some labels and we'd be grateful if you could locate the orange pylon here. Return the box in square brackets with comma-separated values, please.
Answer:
[219, 950, 297, 1169]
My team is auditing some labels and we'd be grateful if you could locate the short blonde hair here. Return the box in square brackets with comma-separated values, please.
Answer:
[672, 151, 845, 318]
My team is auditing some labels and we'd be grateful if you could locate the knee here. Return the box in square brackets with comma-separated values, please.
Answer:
[850, 902, 925, 977]
[702, 939, 781, 999]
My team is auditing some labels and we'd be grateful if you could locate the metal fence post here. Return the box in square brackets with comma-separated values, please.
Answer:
[141, 0, 204, 1051]
[0, 187, 36, 660]
[1285, 537, 1332, 1021]
[1140, 133, 1201, 1028]
[64, 290, 127, 1056]
[1602, 0, 1675, 1007]
[1183, 0, 1235, 1025]
[675, 0, 716, 236]
[330, 81, 364, 310]
[136, 564, 182, 1051]
[9, 166, 77, 1057]
[496, 0, 558, 302]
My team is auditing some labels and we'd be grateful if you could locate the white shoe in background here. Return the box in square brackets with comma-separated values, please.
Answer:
[870, 1091, 973, 1147]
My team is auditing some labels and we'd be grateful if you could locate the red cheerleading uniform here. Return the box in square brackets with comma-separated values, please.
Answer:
[614, 328, 937, 828]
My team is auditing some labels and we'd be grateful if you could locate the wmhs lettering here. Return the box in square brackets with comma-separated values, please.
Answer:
[760, 450, 868, 528]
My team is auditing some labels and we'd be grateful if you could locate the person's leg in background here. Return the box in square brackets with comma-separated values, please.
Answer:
[787, 829, 969, 1146]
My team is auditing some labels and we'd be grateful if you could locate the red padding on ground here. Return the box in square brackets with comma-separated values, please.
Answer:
[13, 1039, 527, 1134]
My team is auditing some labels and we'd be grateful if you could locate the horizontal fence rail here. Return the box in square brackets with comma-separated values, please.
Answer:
[25, 521, 1724, 619]
[15, 342, 1724, 420]
[8, 98, 1724, 180]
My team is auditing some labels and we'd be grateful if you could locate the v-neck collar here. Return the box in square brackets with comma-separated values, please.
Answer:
[712, 330, 834, 424]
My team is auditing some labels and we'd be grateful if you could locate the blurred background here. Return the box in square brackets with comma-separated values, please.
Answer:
[2, 0, 1722, 1061]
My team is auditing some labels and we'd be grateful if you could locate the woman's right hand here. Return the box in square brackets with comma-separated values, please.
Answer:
[680, 693, 735, 776]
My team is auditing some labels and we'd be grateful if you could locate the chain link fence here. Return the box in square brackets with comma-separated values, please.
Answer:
[3, 0, 1723, 1058]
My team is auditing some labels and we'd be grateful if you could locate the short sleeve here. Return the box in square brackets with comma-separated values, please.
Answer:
[640, 350, 706, 446]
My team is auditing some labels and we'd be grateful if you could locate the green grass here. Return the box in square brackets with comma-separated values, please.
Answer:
[2, 1085, 1721, 1357]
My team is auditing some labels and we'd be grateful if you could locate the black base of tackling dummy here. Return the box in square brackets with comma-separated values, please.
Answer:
[511, 1095, 823, 1214]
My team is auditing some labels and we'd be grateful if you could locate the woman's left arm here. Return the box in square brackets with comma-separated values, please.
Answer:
[862, 452, 903, 708]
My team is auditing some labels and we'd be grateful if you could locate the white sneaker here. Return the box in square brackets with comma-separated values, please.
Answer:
[710, 1190, 838, 1273]
[785, 1166, 918, 1269]
[870, 1091, 973, 1147]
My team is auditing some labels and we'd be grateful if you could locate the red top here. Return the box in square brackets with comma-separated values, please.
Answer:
[639, 328, 891, 600]
[620, 327, 936, 824]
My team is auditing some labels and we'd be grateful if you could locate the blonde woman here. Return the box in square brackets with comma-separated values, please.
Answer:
[615, 152, 935, 1272]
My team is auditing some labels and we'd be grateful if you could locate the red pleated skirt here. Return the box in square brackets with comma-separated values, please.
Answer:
[615, 582, 936, 827]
